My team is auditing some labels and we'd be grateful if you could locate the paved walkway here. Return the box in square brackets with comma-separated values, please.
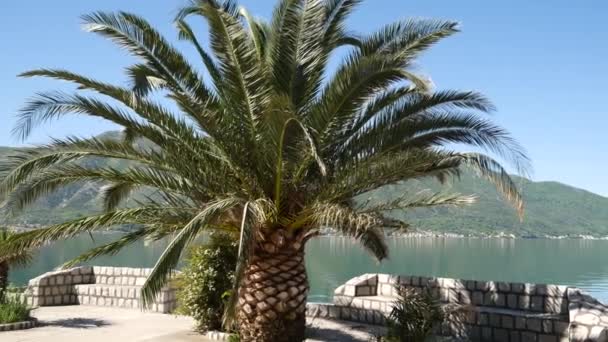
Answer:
[2, 306, 197, 342]
[1, 306, 385, 342]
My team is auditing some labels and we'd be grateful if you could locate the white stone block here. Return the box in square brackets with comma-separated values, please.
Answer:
[343, 285, 356, 296]
[378, 274, 389, 284]
[575, 312, 601, 325]
[135, 277, 146, 286]
[334, 285, 345, 295]
[380, 284, 393, 296]
[443, 278, 456, 289]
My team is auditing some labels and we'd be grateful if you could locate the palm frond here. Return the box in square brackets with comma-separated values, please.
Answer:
[0, 207, 194, 257]
[357, 18, 459, 59]
[323, 0, 362, 46]
[238, 7, 269, 61]
[100, 182, 135, 212]
[175, 20, 223, 92]
[222, 201, 259, 328]
[310, 202, 389, 260]
[359, 191, 477, 213]
[60, 227, 154, 269]
[458, 153, 527, 218]
[82, 11, 218, 108]
[308, 53, 422, 147]
[141, 197, 243, 306]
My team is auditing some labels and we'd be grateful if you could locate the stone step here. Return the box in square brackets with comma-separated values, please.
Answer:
[75, 295, 171, 313]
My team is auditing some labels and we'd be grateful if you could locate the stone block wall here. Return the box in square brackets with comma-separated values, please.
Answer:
[375, 274, 570, 315]
[25, 266, 178, 313]
[26, 266, 94, 307]
[568, 289, 608, 341]
[328, 273, 608, 342]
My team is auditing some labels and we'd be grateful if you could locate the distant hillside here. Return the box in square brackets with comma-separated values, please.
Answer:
[366, 173, 608, 237]
[1, 133, 607, 237]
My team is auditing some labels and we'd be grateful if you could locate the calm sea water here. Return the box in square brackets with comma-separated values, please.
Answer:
[9, 234, 608, 303]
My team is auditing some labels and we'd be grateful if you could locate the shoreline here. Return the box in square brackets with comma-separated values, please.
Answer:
[9, 225, 608, 241]
[318, 230, 608, 241]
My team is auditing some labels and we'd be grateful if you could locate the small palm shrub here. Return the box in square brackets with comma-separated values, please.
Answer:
[176, 233, 238, 332]
[383, 287, 445, 342]
[380, 285, 470, 342]
[0, 296, 31, 324]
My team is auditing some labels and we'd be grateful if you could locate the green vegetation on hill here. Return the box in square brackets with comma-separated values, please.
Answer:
[366, 172, 608, 237]
[1, 133, 607, 237]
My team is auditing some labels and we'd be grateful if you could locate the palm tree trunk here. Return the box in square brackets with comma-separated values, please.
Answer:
[0, 261, 8, 302]
[237, 230, 309, 342]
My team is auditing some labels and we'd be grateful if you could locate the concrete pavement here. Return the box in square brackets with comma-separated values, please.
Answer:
[1, 306, 385, 342]
[1, 306, 201, 342]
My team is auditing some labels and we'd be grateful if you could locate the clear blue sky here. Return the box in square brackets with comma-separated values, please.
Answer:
[1, 1, 607, 196]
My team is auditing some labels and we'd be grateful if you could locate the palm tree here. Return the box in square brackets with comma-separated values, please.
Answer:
[0, 0, 529, 340]
[0, 228, 33, 302]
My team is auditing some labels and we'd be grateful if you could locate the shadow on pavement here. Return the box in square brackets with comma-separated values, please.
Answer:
[41, 318, 111, 329]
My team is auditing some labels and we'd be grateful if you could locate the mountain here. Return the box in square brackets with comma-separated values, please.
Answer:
[366, 173, 608, 237]
[1, 132, 607, 237]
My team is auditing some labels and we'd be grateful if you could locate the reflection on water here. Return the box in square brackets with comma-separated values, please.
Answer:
[10, 234, 608, 303]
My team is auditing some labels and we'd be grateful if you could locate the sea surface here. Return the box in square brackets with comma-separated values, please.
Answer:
[9, 234, 608, 303]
